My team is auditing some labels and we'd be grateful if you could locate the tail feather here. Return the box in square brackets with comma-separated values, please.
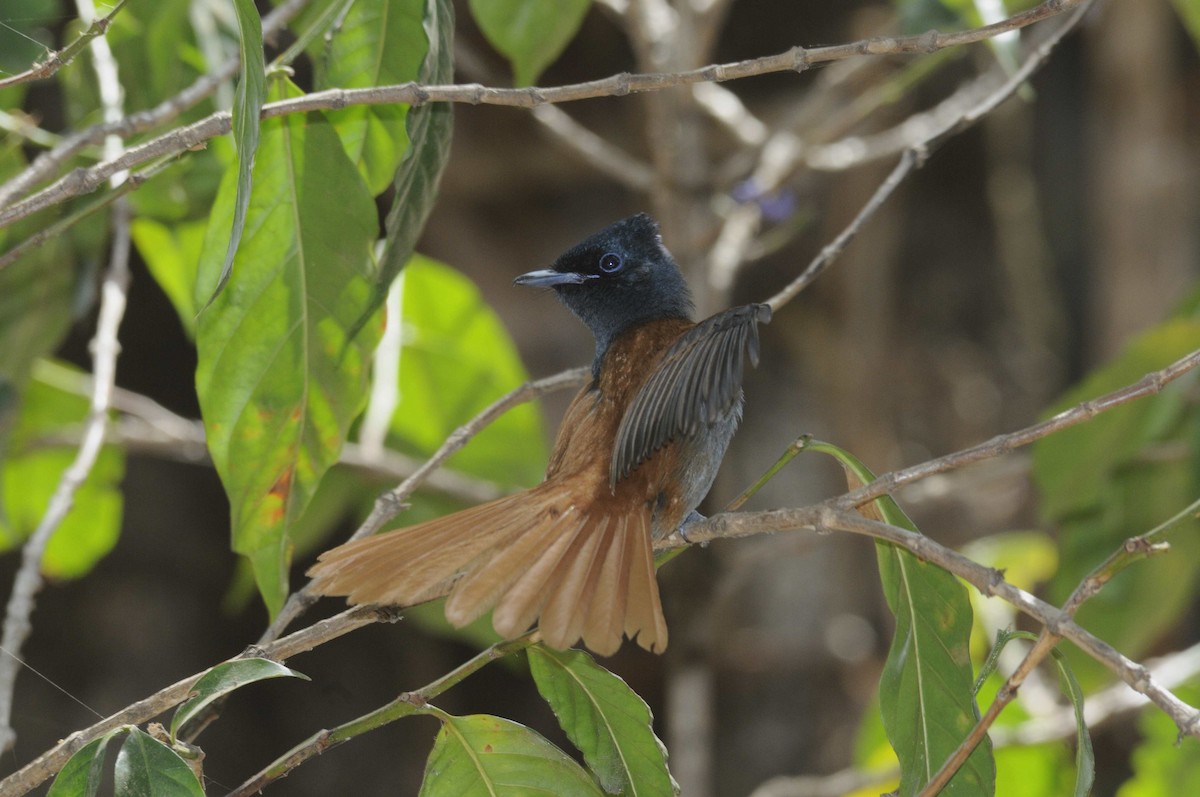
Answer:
[308, 483, 669, 654]
[623, 513, 668, 653]
[583, 520, 630, 655]
[539, 518, 611, 650]
[491, 517, 586, 638]
[444, 502, 580, 627]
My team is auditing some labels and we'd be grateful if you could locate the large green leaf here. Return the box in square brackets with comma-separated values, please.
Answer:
[1, 362, 125, 579]
[1034, 320, 1200, 687]
[528, 646, 675, 796]
[420, 713, 604, 796]
[389, 255, 545, 487]
[815, 442, 994, 796]
[468, 0, 591, 86]
[195, 76, 380, 618]
[113, 728, 205, 797]
[318, 0, 428, 195]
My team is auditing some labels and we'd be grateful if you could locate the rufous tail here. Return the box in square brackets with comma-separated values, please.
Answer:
[306, 485, 668, 655]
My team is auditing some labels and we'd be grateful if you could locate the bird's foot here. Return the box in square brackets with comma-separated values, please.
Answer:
[678, 510, 708, 545]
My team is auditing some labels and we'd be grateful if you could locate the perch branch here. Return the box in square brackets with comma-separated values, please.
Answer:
[0, 0, 128, 90]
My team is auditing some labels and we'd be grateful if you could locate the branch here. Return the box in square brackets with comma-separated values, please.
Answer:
[0, 0, 312, 211]
[225, 634, 536, 796]
[0, 605, 390, 796]
[0, 0, 134, 754]
[0, 0, 128, 91]
[0, 0, 1085, 231]
[917, 495, 1199, 796]
[760, 0, 1091, 311]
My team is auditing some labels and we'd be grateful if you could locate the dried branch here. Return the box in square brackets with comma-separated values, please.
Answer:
[0, 0, 1084, 231]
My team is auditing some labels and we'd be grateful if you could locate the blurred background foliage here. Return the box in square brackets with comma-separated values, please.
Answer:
[1, 0, 1199, 795]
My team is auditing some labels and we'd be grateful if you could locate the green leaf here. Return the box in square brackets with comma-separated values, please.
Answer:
[195, 76, 380, 618]
[528, 645, 676, 796]
[130, 218, 205, 337]
[47, 730, 123, 797]
[207, 0, 266, 306]
[811, 441, 995, 796]
[1117, 685, 1200, 796]
[1171, 0, 1200, 53]
[319, 0, 429, 194]
[114, 728, 205, 797]
[171, 658, 309, 741]
[420, 713, 605, 796]
[390, 255, 545, 486]
[1, 362, 125, 579]
[993, 744, 1072, 797]
[468, 0, 591, 86]
[351, 0, 454, 344]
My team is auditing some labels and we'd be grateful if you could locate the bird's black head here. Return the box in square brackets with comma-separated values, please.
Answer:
[515, 214, 694, 375]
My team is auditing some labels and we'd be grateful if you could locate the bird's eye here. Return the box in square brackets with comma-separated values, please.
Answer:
[598, 252, 624, 273]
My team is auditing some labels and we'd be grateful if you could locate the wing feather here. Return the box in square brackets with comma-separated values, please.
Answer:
[611, 303, 770, 484]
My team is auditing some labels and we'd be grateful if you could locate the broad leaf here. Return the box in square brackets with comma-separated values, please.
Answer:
[318, 0, 429, 194]
[1, 362, 124, 579]
[421, 713, 604, 796]
[171, 658, 309, 741]
[46, 730, 122, 797]
[208, 0, 266, 305]
[814, 441, 994, 796]
[195, 76, 380, 617]
[114, 728, 205, 797]
[468, 0, 591, 86]
[528, 645, 676, 796]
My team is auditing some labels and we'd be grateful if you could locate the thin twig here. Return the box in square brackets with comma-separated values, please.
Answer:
[225, 634, 535, 796]
[917, 494, 1200, 796]
[0, 0, 1084, 231]
[763, 0, 1092, 312]
[0, 0, 128, 90]
[0, 0, 134, 755]
[0, 0, 312, 211]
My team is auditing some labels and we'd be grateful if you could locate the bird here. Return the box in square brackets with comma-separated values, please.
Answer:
[308, 213, 770, 655]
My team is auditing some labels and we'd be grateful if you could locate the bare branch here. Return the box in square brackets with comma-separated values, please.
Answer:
[0, 0, 312, 211]
[0, 0, 1084, 231]
[0, 0, 128, 91]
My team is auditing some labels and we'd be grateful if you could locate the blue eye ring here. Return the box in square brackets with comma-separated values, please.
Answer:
[599, 252, 624, 273]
